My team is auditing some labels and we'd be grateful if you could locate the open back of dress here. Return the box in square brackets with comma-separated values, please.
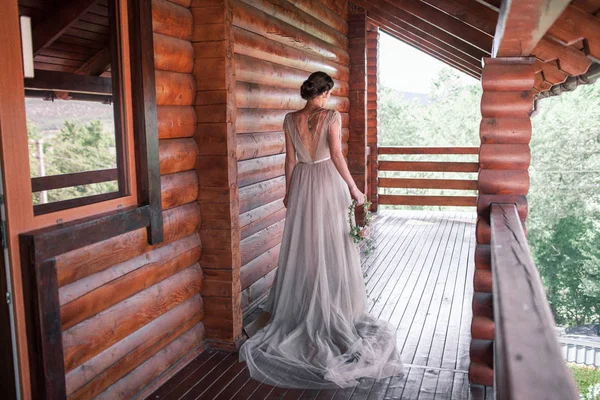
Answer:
[238, 109, 404, 389]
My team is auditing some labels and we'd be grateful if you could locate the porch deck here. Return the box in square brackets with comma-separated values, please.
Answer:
[150, 211, 493, 399]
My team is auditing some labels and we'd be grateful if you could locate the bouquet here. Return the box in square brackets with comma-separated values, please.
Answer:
[348, 199, 375, 255]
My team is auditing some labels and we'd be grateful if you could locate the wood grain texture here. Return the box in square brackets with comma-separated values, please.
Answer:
[490, 204, 579, 399]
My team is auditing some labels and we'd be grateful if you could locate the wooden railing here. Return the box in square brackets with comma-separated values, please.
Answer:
[490, 204, 579, 399]
[377, 146, 478, 207]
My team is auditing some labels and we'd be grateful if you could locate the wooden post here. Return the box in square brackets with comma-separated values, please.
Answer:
[366, 23, 379, 212]
[191, 0, 243, 350]
[471, 56, 535, 386]
[348, 3, 367, 222]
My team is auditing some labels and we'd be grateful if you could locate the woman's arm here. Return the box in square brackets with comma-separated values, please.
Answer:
[327, 111, 365, 205]
[283, 115, 297, 208]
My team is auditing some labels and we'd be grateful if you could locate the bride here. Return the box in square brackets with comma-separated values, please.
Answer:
[238, 71, 404, 389]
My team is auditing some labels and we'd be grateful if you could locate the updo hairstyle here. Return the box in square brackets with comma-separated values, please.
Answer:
[300, 71, 334, 100]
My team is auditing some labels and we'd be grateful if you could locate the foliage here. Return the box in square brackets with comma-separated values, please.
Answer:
[27, 119, 118, 204]
[569, 364, 600, 400]
[378, 66, 600, 327]
[348, 200, 374, 256]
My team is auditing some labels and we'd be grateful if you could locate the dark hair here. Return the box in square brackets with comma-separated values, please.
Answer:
[300, 71, 334, 100]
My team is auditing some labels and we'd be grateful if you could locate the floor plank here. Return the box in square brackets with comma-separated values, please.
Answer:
[150, 211, 480, 400]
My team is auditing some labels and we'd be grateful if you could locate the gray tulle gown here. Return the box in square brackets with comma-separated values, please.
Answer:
[238, 109, 404, 389]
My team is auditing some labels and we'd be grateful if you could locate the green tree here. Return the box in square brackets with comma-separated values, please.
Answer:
[28, 119, 118, 204]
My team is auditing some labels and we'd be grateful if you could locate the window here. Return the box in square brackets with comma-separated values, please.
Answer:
[22, 0, 129, 215]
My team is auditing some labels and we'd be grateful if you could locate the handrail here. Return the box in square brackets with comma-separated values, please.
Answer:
[377, 146, 478, 207]
[378, 146, 479, 154]
[490, 204, 579, 399]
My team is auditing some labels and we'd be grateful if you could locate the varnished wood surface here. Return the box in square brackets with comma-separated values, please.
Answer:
[152, 211, 494, 399]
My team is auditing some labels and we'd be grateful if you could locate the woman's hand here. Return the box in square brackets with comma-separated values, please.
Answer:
[350, 186, 365, 205]
[283, 193, 289, 208]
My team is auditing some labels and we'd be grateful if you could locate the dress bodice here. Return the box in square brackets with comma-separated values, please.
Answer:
[284, 109, 342, 164]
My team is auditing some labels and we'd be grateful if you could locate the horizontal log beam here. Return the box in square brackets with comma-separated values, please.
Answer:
[157, 106, 196, 139]
[379, 161, 480, 172]
[378, 146, 479, 154]
[62, 265, 202, 372]
[378, 194, 477, 206]
[153, 33, 194, 74]
[159, 138, 198, 175]
[240, 243, 281, 290]
[65, 295, 203, 398]
[240, 220, 285, 266]
[151, 0, 193, 41]
[379, 178, 478, 190]
[237, 154, 285, 188]
[25, 70, 112, 94]
[56, 203, 201, 286]
[493, 0, 570, 57]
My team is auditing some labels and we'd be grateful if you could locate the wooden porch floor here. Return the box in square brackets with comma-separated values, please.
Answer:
[150, 211, 493, 399]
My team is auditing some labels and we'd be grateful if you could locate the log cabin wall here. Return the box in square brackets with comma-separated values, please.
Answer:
[54, 1, 204, 398]
[191, 0, 243, 350]
[366, 23, 379, 212]
[230, 0, 351, 316]
[470, 57, 535, 387]
[347, 3, 368, 222]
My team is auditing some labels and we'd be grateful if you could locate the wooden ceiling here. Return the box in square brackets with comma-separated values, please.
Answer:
[352, 0, 600, 97]
[18, 0, 112, 78]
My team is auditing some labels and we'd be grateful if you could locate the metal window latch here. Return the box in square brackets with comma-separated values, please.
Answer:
[6, 292, 11, 305]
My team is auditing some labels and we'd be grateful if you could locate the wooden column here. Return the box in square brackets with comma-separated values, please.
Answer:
[191, 0, 243, 350]
[348, 3, 368, 220]
[366, 23, 379, 212]
[471, 57, 535, 386]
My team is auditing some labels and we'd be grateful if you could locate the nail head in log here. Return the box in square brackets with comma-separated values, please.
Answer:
[151, 0, 193, 41]
[480, 118, 531, 144]
[480, 91, 534, 118]
[159, 138, 198, 175]
[478, 169, 529, 195]
[157, 106, 196, 139]
[479, 144, 530, 170]
[153, 33, 194, 73]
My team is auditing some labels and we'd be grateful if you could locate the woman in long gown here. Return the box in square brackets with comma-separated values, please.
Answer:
[238, 71, 404, 389]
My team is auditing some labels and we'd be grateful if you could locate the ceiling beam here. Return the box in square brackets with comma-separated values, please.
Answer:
[384, 0, 494, 52]
[24, 70, 112, 95]
[377, 20, 483, 74]
[416, 0, 498, 36]
[364, 9, 485, 71]
[353, 0, 489, 60]
[32, 0, 98, 55]
[493, 0, 571, 56]
[368, 17, 481, 79]
[75, 47, 112, 76]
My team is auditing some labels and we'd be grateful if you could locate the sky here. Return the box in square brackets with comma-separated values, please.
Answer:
[379, 31, 477, 94]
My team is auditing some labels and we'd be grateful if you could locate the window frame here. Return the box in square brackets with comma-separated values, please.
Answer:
[7, 0, 163, 244]
[24, 0, 131, 216]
